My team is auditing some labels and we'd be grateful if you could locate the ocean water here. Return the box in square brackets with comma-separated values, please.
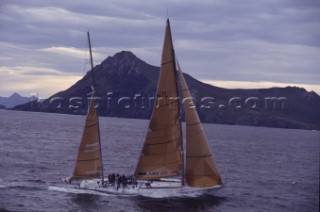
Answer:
[0, 110, 319, 212]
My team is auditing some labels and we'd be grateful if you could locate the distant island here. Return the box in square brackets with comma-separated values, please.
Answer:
[11, 51, 320, 130]
[0, 92, 37, 108]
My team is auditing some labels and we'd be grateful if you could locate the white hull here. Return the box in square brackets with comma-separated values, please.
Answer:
[77, 178, 223, 197]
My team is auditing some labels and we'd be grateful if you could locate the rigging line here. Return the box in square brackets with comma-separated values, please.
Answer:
[82, 34, 89, 76]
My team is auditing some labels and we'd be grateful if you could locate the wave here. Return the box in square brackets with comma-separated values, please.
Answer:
[0, 179, 46, 191]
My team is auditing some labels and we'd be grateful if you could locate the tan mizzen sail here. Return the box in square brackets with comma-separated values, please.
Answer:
[70, 95, 102, 181]
[177, 61, 222, 187]
[134, 19, 183, 180]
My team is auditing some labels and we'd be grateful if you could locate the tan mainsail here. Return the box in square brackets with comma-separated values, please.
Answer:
[177, 62, 222, 187]
[71, 95, 102, 180]
[134, 19, 182, 180]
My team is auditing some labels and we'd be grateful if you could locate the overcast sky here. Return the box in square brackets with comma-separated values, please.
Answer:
[0, 0, 319, 97]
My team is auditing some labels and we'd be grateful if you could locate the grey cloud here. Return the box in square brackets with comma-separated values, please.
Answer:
[0, 0, 319, 95]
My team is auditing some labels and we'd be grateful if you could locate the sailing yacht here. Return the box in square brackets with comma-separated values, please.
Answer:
[133, 18, 222, 191]
[65, 19, 222, 195]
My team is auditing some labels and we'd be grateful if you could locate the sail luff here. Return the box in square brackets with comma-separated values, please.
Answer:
[134, 19, 183, 180]
[177, 61, 223, 188]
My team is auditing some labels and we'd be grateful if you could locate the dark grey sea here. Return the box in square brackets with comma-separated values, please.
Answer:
[0, 110, 319, 212]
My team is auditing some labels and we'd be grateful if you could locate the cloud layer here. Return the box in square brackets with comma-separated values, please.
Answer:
[0, 0, 319, 97]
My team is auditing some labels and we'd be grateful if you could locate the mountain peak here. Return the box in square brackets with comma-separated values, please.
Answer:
[9, 92, 22, 98]
[0, 92, 35, 108]
[102, 51, 140, 67]
[114, 51, 137, 60]
[98, 51, 153, 77]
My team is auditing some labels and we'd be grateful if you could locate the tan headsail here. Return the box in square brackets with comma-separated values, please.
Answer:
[134, 19, 183, 180]
[70, 95, 102, 181]
[177, 61, 223, 187]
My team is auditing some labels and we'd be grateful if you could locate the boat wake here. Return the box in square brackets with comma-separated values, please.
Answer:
[137, 189, 209, 198]
[49, 179, 221, 199]
[48, 186, 117, 197]
[0, 179, 46, 191]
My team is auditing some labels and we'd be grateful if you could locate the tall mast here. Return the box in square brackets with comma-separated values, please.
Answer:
[87, 31, 104, 185]
[166, 19, 185, 186]
[87, 31, 95, 86]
